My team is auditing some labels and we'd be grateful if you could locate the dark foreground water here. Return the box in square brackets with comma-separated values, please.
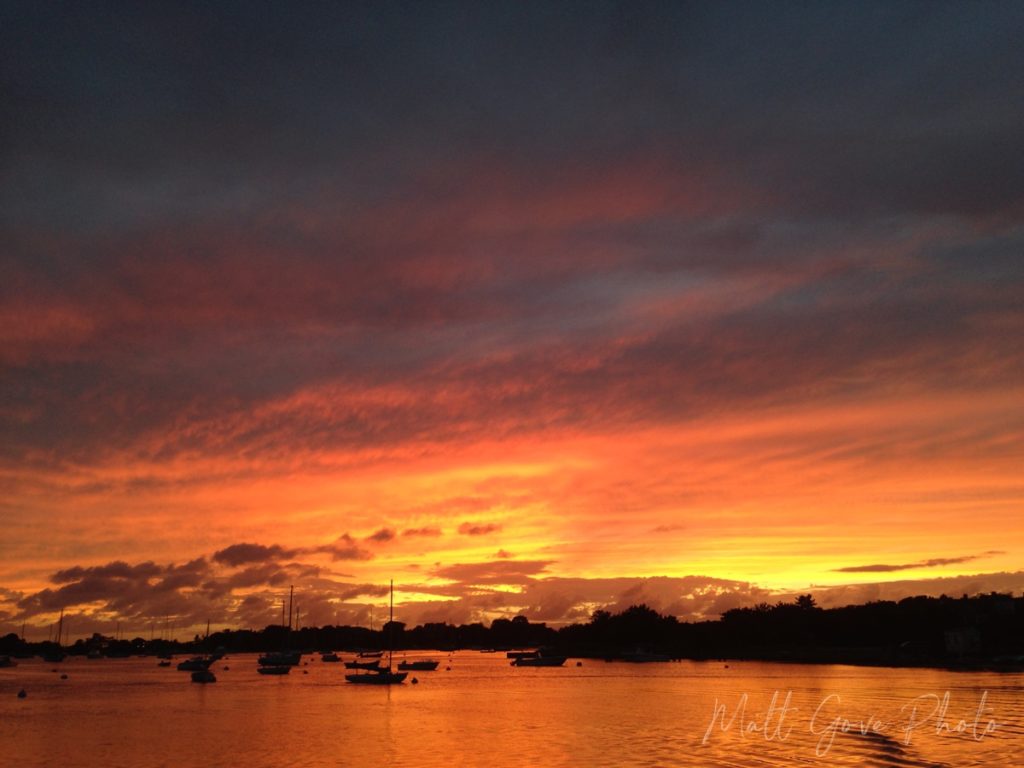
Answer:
[2, 652, 1022, 767]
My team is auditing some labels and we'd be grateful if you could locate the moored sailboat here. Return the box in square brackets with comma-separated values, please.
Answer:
[177, 656, 216, 671]
[41, 608, 67, 663]
[258, 650, 301, 667]
[397, 659, 439, 671]
[345, 581, 407, 685]
[344, 657, 381, 670]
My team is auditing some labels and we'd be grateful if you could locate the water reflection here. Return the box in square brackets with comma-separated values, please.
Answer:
[1, 654, 1021, 767]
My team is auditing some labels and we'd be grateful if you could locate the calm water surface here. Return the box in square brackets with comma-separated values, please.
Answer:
[2, 652, 1022, 767]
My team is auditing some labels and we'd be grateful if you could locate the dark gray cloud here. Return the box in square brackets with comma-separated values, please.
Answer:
[402, 527, 443, 538]
[17, 557, 217, 620]
[211, 538, 374, 566]
[7, 551, 387, 635]
[457, 522, 502, 536]
[4, 2, 1023, 231]
[52, 560, 163, 584]
[3, 219, 1020, 474]
[651, 524, 686, 534]
[212, 543, 297, 567]
[366, 527, 396, 544]
[835, 551, 1006, 573]
[310, 535, 374, 562]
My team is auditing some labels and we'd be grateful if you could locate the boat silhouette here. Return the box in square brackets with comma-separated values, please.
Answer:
[257, 665, 290, 675]
[42, 608, 67, 662]
[397, 659, 439, 671]
[345, 581, 408, 685]
[177, 655, 218, 671]
[511, 648, 567, 667]
[344, 658, 381, 670]
[258, 651, 301, 667]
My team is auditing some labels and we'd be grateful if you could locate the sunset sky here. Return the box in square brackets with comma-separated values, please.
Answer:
[2, 2, 1023, 639]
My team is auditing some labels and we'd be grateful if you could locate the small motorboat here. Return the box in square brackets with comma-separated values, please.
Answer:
[344, 658, 381, 670]
[191, 670, 216, 683]
[258, 651, 300, 667]
[320, 652, 341, 663]
[257, 665, 290, 675]
[506, 651, 538, 659]
[345, 668, 408, 685]
[177, 656, 214, 671]
[397, 660, 440, 671]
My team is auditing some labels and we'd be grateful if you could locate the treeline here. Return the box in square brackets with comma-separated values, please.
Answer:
[2, 592, 1022, 668]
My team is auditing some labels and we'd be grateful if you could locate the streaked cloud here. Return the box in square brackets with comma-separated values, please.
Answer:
[834, 551, 1006, 573]
[457, 522, 503, 537]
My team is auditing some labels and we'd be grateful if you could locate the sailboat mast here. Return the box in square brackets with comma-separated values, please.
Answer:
[57, 608, 64, 648]
[288, 585, 294, 631]
[388, 580, 394, 669]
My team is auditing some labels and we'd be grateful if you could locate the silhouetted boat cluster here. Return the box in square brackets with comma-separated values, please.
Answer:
[8, 594, 1023, 674]
[345, 581, 410, 685]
